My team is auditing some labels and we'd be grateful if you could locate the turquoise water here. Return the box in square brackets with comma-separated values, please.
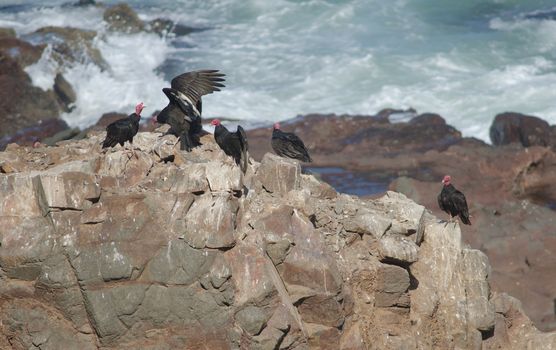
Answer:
[2, 0, 556, 141]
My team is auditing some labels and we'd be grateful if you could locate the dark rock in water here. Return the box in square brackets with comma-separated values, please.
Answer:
[24, 26, 107, 70]
[0, 119, 69, 150]
[74, 0, 96, 6]
[103, 3, 144, 34]
[0, 53, 28, 78]
[148, 18, 204, 37]
[94, 112, 128, 129]
[344, 115, 461, 154]
[409, 113, 446, 126]
[0, 27, 16, 39]
[0, 37, 44, 67]
[42, 127, 81, 146]
[0, 43, 74, 141]
[377, 107, 417, 121]
[53, 73, 76, 112]
[490, 112, 550, 147]
[525, 9, 556, 21]
[0, 56, 60, 140]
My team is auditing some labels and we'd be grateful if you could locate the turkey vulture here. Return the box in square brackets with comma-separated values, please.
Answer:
[437, 175, 471, 225]
[211, 119, 249, 173]
[102, 102, 144, 149]
[154, 70, 225, 151]
[271, 122, 312, 162]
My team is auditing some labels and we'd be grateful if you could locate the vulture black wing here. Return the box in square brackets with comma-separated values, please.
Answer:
[102, 117, 134, 148]
[169, 70, 226, 117]
[452, 189, 471, 225]
[437, 190, 447, 213]
[272, 130, 312, 162]
[438, 185, 471, 225]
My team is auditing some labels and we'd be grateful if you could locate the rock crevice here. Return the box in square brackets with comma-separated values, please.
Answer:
[0, 130, 554, 349]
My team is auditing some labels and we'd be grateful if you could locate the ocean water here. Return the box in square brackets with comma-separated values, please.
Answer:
[2, 0, 556, 141]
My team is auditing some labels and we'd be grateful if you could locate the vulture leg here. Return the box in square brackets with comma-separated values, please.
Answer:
[180, 132, 193, 152]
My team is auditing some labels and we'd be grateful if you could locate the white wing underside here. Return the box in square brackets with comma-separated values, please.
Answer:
[176, 90, 200, 118]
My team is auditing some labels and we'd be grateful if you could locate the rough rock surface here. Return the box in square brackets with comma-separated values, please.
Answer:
[1, 130, 554, 349]
[248, 112, 556, 331]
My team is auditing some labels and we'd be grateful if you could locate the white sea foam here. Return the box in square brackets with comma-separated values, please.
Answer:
[2, 0, 556, 141]
[61, 32, 171, 127]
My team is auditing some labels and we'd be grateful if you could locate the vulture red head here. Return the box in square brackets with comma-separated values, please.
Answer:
[442, 175, 451, 186]
[211, 119, 221, 126]
[135, 102, 145, 116]
[273, 122, 280, 130]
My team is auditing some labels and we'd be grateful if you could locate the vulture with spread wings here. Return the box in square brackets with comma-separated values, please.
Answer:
[154, 70, 225, 151]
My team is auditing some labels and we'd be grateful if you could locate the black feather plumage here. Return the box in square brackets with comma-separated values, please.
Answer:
[438, 183, 471, 225]
[271, 128, 312, 162]
[214, 123, 249, 173]
[156, 70, 226, 152]
[102, 113, 140, 149]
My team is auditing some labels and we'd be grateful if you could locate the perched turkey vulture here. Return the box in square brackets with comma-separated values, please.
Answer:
[154, 70, 225, 151]
[437, 175, 471, 225]
[211, 119, 249, 173]
[102, 102, 144, 149]
[271, 122, 312, 162]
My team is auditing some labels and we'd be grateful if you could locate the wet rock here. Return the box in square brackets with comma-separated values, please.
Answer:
[0, 63, 60, 140]
[41, 127, 81, 146]
[73, 0, 97, 6]
[94, 112, 128, 129]
[0, 118, 69, 150]
[490, 112, 550, 147]
[409, 112, 446, 126]
[147, 18, 200, 37]
[0, 27, 16, 39]
[25, 26, 108, 69]
[53, 73, 76, 112]
[103, 3, 145, 33]
[0, 37, 44, 67]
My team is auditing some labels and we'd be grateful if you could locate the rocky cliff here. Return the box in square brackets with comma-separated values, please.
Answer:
[247, 113, 556, 331]
[0, 130, 554, 349]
